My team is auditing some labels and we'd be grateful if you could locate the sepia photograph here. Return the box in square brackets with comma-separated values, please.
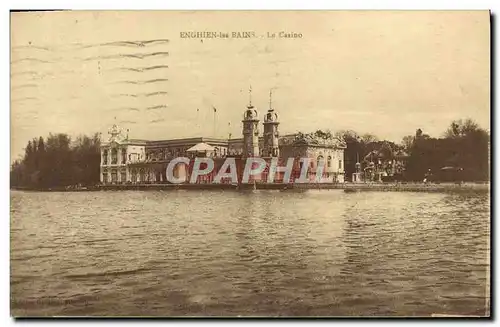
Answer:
[9, 10, 491, 317]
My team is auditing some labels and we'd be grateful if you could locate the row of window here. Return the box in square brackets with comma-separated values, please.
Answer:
[146, 147, 231, 161]
[316, 156, 342, 169]
[102, 149, 131, 165]
[102, 171, 127, 183]
[102, 148, 342, 170]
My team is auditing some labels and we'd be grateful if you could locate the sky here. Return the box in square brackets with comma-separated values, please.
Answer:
[10, 11, 490, 161]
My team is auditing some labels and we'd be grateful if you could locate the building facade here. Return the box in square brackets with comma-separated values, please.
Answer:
[100, 124, 147, 184]
[100, 100, 346, 184]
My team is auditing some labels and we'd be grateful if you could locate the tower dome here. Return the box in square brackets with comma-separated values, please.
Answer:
[264, 110, 279, 123]
[262, 89, 280, 157]
[241, 86, 260, 157]
[244, 108, 259, 120]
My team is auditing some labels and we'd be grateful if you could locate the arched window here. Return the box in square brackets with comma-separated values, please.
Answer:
[121, 149, 127, 164]
[327, 156, 332, 168]
[317, 155, 324, 169]
[111, 148, 118, 164]
[103, 150, 108, 165]
[111, 169, 118, 183]
[246, 109, 253, 119]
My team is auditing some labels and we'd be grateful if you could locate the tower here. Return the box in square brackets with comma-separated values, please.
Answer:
[242, 86, 260, 157]
[262, 89, 280, 157]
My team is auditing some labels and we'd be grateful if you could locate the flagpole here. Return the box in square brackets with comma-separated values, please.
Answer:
[213, 107, 216, 138]
[196, 108, 200, 136]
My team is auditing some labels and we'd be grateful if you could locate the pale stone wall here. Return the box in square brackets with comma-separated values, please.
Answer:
[228, 140, 244, 155]
[127, 145, 145, 163]
[100, 143, 146, 184]
[279, 144, 345, 182]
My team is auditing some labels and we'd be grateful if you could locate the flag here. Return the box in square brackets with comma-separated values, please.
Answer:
[213, 106, 217, 113]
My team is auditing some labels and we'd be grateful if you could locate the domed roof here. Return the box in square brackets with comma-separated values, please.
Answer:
[243, 107, 259, 120]
[186, 142, 215, 152]
[264, 109, 279, 123]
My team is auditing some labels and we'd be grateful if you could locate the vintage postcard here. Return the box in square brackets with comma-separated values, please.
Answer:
[10, 10, 490, 317]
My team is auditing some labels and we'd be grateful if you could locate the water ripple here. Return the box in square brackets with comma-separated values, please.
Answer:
[10, 190, 490, 317]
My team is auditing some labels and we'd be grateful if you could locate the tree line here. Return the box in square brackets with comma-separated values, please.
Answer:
[10, 133, 101, 189]
[10, 118, 490, 189]
[333, 118, 489, 182]
[405, 119, 489, 181]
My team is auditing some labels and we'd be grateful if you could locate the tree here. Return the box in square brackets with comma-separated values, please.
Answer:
[415, 128, 430, 140]
[401, 135, 415, 153]
[334, 130, 359, 143]
[72, 133, 101, 186]
[444, 118, 482, 138]
[24, 141, 33, 164]
[405, 119, 489, 181]
[360, 133, 378, 144]
[10, 132, 102, 189]
[314, 129, 333, 140]
[334, 130, 370, 177]
[35, 136, 46, 187]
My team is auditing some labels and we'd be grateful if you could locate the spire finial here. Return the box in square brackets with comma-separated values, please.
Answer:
[248, 85, 252, 107]
[269, 89, 273, 111]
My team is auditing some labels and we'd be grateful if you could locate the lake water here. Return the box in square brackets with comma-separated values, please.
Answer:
[10, 190, 490, 317]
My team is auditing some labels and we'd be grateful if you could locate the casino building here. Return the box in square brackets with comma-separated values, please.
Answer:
[100, 97, 346, 184]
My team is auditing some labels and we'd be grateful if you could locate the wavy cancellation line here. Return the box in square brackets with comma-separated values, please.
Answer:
[145, 105, 168, 111]
[109, 107, 141, 112]
[11, 84, 38, 90]
[11, 39, 169, 69]
[114, 93, 139, 98]
[11, 70, 40, 77]
[110, 65, 169, 73]
[114, 78, 169, 85]
[11, 97, 38, 103]
[12, 39, 169, 51]
[11, 70, 75, 80]
[145, 91, 168, 97]
[79, 39, 170, 49]
[107, 105, 167, 113]
[11, 45, 51, 51]
[150, 118, 166, 124]
[84, 52, 169, 61]
[11, 58, 53, 65]
[113, 91, 168, 98]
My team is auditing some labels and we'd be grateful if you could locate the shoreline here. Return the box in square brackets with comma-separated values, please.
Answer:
[10, 182, 490, 193]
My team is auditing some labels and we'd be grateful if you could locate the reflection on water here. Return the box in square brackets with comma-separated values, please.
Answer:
[10, 190, 489, 316]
